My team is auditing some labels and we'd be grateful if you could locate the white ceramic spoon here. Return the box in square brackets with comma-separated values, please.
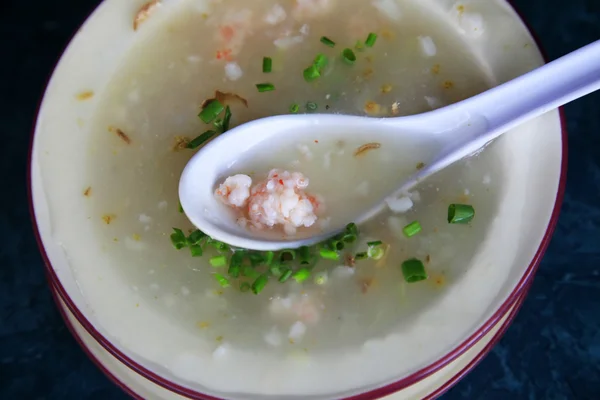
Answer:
[180, 40, 600, 251]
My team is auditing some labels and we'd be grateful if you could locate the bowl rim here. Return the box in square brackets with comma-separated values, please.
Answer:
[422, 278, 532, 400]
[48, 280, 530, 400]
[47, 282, 145, 400]
[28, 1, 567, 399]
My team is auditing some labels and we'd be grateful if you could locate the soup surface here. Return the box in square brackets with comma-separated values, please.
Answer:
[83, 0, 503, 393]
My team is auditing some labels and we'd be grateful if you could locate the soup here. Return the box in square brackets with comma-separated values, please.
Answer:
[83, 0, 502, 394]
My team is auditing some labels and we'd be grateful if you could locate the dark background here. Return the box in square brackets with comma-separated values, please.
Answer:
[1, 0, 599, 399]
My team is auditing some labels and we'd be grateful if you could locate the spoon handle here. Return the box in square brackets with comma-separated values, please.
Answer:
[420, 39, 600, 173]
[455, 39, 600, 136]
[420, 39, 600, 178]
[359, 41, 600, 226]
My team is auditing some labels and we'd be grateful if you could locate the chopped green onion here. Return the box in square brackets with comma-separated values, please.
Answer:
[262, 57, 272, 73]
[320, 36, 336, 47]
[178, 202, 184, 213]
[303, 64, 321, 82]
[187, 229, 206, 245]
[207, 239, 230, 253]
[213, 118, 223, 131]
[279, 268, 293, 283]
[264, 251, 275, 266]
[342, 233, 357, 243]
[214, 273, 230, 288]
[297, 246, 312, 265]
[290, 103, 300, 113]
[187, 130, 216, 149]
[170, 218, 376, 292]
[346, 222, 358, 235]
[221, 106, 232, 132]
[401, 258, 428, 283]
[314, 271, 328, 285]
[319, 248, 339, 260]
[280, 249, 296, 262]
[210, 255, 227, 267]
[240, 282, 251, 292]
[228, 252, 244, 278]
[329, 240, 345, 251]
[293, 268, 311, 283]
[448, 204, 475, 224]
[251, 274, 269, 294]
[249, 252, 265, 267]
[355, 40, 365, 51]
[367, 246, 385, 260]
[313, 54, 328, 71]
[198, 100, 224, 124]
[228, 265, 241, 279]
[306, 102, 318, 112]
[206, 238, 229, 251]
[342, 48, 356, 65]
[403, 221, 422, 237]
[170, 228, 187, 249]
[189, 245, 203, 257]
[242, 266, 260, 279]
[256, 83, 275, 92]
[365, 32, 378, 47]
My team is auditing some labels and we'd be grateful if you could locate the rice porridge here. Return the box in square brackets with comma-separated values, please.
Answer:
[80, 0, 503, 394]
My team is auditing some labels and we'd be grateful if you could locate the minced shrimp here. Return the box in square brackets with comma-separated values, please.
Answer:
[214, 169, 323, 235]
[214, 174, 252, 207]
[214, 9, 253, 61]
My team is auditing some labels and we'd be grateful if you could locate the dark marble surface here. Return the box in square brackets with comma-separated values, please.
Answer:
[1, 0, 599, 399]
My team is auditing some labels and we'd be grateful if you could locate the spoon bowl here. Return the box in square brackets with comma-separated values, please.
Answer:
[180, 40, 600, 251]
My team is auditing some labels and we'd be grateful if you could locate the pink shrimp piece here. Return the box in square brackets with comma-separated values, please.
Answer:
[215, 174, 252, 207]
[220, 25, 235, 41]
[215, 169, 323, 235]
[246, 169, 319, 235]
[215, 48, 234, 61]
[306, 194, 325, 215]
[214, 9, 254, 60]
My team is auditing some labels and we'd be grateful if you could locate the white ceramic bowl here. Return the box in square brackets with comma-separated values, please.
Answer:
[50, 282, 528, 400]
[29, 0, 566, 399]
